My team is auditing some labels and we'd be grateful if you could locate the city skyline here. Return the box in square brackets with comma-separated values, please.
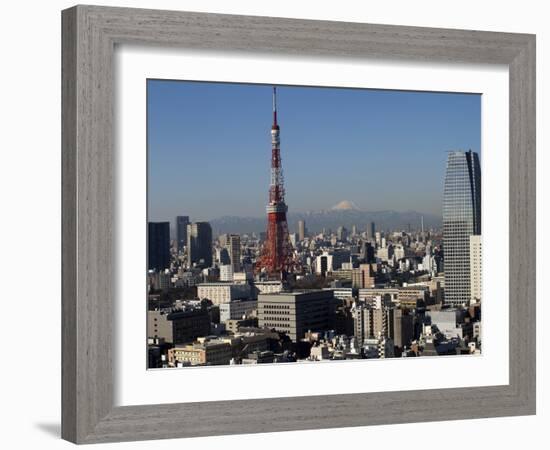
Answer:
[146, 81, 483, 366]
[148, 81, 481, 222]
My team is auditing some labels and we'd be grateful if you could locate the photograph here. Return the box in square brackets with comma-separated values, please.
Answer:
[1, 1, 541, 447]
[146, 81, 482, 368]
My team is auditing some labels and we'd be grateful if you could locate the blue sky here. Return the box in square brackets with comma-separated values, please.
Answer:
[148, 80, 480, 222]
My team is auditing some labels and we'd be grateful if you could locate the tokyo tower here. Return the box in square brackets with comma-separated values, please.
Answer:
[256, 87, 296, 279]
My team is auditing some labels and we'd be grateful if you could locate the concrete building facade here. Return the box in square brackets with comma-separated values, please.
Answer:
[226, 234, 241, 272]
[219, 299, 257, 322]
[470, 235, 482, 303]
[297, 220, 306, 241]
[258, 290, 335, 342]
[219, 264, 234, 282]
[352, 263, 376, 289]
[147, 308, 211, 345]
[168, 340, 232, 366]
[197, 282, 252, 305]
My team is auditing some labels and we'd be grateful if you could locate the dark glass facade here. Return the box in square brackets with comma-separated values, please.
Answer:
[187, 222, 213, 268]
[148, 221, 171, 271]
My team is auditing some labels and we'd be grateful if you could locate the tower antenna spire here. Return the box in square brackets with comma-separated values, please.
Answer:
[272, 86, 278, 126]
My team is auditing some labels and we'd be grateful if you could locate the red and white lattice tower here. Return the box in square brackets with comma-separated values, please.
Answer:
[257, 87, 296, 279]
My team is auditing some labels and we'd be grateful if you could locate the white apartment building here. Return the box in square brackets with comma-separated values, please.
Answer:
[314, 250, 351, 274]
[469, 235, 482, 303]
[219, 299, 257, 322]
[254, 280, 283, 295]
[330, 287, 354, 301]
[393, 244, 405, 260]
[197, 282, 251, 305]
[219, 264, 234, 282]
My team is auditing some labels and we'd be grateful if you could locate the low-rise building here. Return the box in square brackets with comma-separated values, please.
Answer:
[168, 339, 232, 366]
[242, 351, 275, 364]
[309, 343, 331, 361]
[397, 286, 429, 307]
[330, 287, 354, 301]
[253, 281, 283, 296]
[148, 307, 211, 345]
[426, 309, 464, 337]
[197, 282, 252, 305]
[222, 333, 270, 358]
[225, 318, 258, 334]
[358, 288, 399, 303]
[258, 290, 335, 342]
[234, 271, 254, 283]
[219, 299, 257, 322]
[362, 337, 395, 359]
[331, 269, 353, 281]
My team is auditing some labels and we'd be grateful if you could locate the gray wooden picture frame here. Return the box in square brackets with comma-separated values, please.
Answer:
[61, 4, 536, 444]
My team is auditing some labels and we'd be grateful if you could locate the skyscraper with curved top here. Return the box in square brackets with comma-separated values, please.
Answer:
[443, 150, 481, 306]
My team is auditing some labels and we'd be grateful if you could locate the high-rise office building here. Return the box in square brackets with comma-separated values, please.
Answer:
[389, 308, 414, 350]
[219, 264, 234, 282]
[351, 263, 376, 289]
[218, 234, 228, 248]
[176, 215, 190, 252]
[423, 242, 436, 275]
[289, 233, 297, 247]
[148, 222, 171, 270]
[369, 222, 375, 240]
[187, 222, 213, 268]
[360, 241, 375, 263]
[337, 226, 348, 242]
[227, 234, 241, 272]
[470, 235, 482, 303]
[216, 247, 230, 265]
[353, 305, 383, 344]
[443, 150, 481, 306]
[297, 220, 306, 241]
[353, 304, 413, 350]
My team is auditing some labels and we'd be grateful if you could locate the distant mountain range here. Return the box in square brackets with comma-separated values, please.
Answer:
[209, 201, 441, 235]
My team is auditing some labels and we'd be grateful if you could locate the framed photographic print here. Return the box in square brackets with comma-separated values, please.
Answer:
[62, 5, 536, 444]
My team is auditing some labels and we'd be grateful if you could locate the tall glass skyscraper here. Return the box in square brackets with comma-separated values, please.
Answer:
[176, 215, 190, 252]
[147, 222, 171, 271]
[443, 150, 481, 306]
[187, 222, 213, 268]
